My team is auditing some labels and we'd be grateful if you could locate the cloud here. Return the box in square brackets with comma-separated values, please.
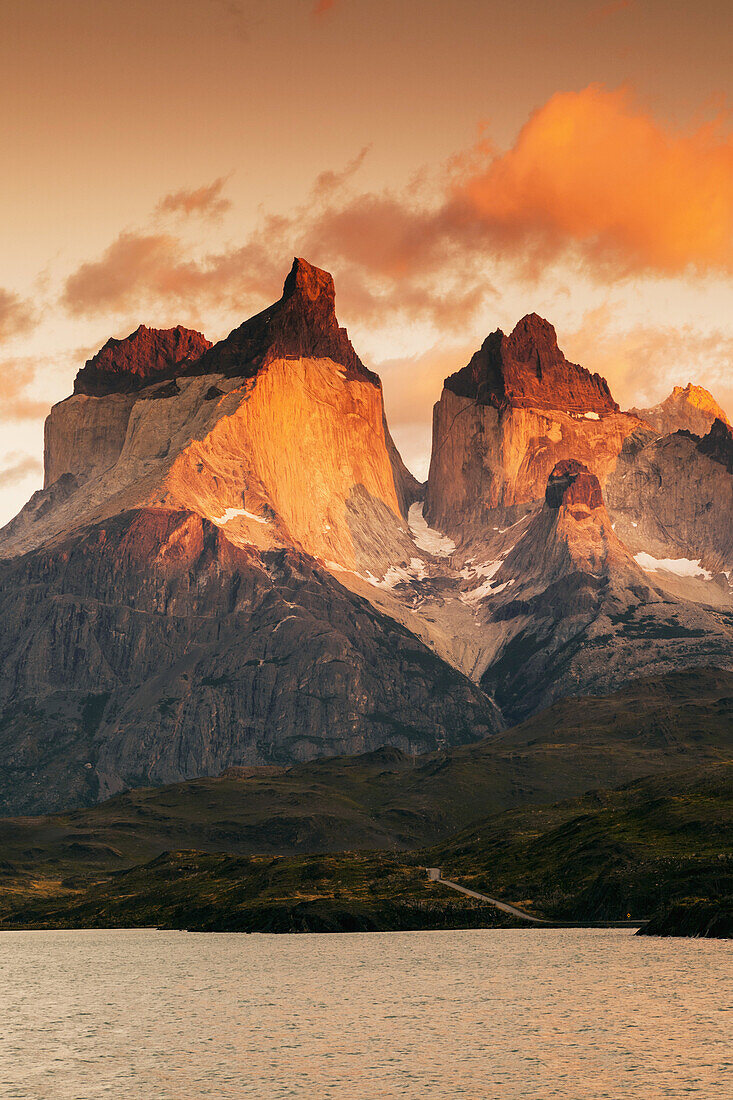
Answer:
[588, 0, 634, 24]
[0, 452, 42, 489]
[0, 288, 36, 342]
[313, 0, 339, 15]
[157, 177, 232, 220]
[0, 358, 52, 422]
[60, 87, 733, 337]
[61, 230, 284, 319]
[311, 146, 370, 199]
[563, 307, 733, 416]
[450, 85, 733, 276]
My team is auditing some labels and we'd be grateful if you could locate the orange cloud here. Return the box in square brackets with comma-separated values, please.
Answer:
[61, 231, 281, 318]
[0, 452, 42, 488]
[0, 288, 36, 342]
[452, 85, 733, 275]
[157, 177, 232, 219]
[59, 88, 733, 337]
[313, 0, 338, 14]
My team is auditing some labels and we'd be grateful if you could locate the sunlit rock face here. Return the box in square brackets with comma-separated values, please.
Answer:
[3, 258, 419, 574]
[631, 384, 730, 438]
[44, 325, 212, 489]
[188, 257, 376, 385]
[444, 314, 617, 414]
[424, 315, 644, 536]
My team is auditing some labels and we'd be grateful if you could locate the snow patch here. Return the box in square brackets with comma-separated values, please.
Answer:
[462, 576, 514, 605]
[459, 560, 502, 582]
[634, 552, 713, 580]
[584, 411, 600, 420]
[212, 507, 269, 525]
[408, 502, 456, 556]
[362, 557, 428, 590]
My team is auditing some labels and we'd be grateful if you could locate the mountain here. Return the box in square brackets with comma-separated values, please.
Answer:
[631, 383, 730, 437]
[475, 461, 733, 721]
[606, 418, 733, 592]
[73, 324, 212, 396]
[3, 258, 419, 575]
[1, 263, 732, 817]
[424, 314, 645, 538]
[0, 260, 499, 814]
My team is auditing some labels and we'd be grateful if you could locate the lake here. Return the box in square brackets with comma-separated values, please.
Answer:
[1, 928, 730, 1098]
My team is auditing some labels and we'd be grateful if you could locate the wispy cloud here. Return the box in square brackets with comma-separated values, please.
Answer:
[157, 177, 232, 220]
[0, 451, 42, 488]
[0, 288, 36, 342]
[60, 87, 733, 336]
[313, 0, 339, 15]
[0, 358, 50, 422]
[588, 0, 635, 24]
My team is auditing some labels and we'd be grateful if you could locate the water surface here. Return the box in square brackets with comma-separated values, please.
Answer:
[1, 928, 730, 1098]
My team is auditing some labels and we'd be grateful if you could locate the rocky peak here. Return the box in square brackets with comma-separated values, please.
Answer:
[545, 460, 604, 512]
[698, 417, 733, 474]
[190, 257, 379, 385]
[444, 314, 618, 415]
[74, 325, 211, 396]
[631, 383, 730, 437]
[282, 255, 336, 302]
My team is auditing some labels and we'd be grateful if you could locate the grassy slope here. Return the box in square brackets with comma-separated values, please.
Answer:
[1, 763, 730, 932]
[1, 667, 731, 886]
[426, 762, 733, 921]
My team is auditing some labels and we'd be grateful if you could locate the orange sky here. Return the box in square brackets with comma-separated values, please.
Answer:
[1, 0, 732, 521]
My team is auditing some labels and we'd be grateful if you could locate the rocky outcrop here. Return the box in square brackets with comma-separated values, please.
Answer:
[2, 261, 733, 817]
[476, 462, 733, 722]
[631, 384, 729, 438]
[698, 417, 733, 474]
[544, 459, 604, 512]
[44, 391, 137, 488]
[74, 325, 211, 396]
[425, 318, 643, 535]
[188, 257, 378, 385]
[0, 508, 499, 815]
[606, 422, 733, 577]
[445, 315, 618, 414]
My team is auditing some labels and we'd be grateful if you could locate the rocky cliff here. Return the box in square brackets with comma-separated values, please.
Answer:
[3, 259, 419, 576]
[0, 507, 498, 815]
[631, 383, 730, 438]
[75, 324, 212, 396]
[424, 315, 644, 536]
[606, 419, 733, 587]
[474, 461, 733, 721]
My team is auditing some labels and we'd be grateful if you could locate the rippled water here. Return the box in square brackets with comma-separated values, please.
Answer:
[1, 929, 731, 1098]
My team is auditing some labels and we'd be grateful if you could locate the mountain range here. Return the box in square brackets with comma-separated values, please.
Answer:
[1, 257, 732, 815]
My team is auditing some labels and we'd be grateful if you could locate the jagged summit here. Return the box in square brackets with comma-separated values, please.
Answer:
[74, 325, 212, 396]
[698, 417, 733, 474]
[190, 257, 379, 385]
[632, 383, 730, 437]
[444, 313, 618, 415]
